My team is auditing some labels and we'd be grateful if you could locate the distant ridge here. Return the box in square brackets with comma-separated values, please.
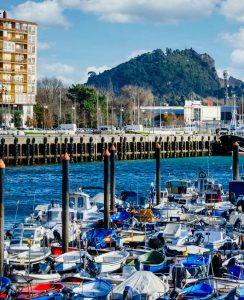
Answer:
[87, 48, 244, 105]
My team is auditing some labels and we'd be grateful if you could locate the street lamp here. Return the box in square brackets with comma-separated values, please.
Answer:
[72, 106, 76, 125]
[0, 86, 7, 127]
[13, 104, 17, 128]
[120, 107, 124, 130]
[43, 105, 48, 130]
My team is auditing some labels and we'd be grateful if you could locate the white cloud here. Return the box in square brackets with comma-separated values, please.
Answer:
[11, 0, 70, 28]
[38, 41, 56, 50]
[41, 62, 76, 74]
[126, 49, 150, 60]
[11, 0, 220, 28]
[221, 28, 244, 48]
[231, 49, 244, 67]
[78, 0, 220, 24]
[38, 61, 81, 85]
[81, 65, 110, 83]
[220, 0, 244, 23]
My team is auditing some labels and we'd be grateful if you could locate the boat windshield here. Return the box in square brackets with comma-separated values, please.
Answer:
[166, 181, 191, 194]
[47, 211, 61, 221]
[69, 197, 75, 209]
[78, 197, 84, 208]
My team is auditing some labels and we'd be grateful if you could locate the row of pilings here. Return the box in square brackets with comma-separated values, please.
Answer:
[0, 134, 218, 166]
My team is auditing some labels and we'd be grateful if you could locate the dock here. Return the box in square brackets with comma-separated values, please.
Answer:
[0, 133, 219, 166]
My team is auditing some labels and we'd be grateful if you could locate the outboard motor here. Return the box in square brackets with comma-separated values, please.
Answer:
[53, 230, 61, 242]
[87, 259, 101, 276]
[5, 284, 17, 300]
[123, 286, 134, 300]
[234, 218, 242, 232]
[39, 256, 55, 274]
[195, 232, 204, 245]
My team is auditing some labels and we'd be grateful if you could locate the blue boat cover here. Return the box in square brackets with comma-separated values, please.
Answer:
[110, 211, 130, 222]
[179, 283, 214, 298]
[86, 228, 117, 249]
[180, 255, 209, 268]
[0, 276, 11, 292]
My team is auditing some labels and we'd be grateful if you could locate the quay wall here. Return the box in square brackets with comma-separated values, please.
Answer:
[0, 133, 219, 166]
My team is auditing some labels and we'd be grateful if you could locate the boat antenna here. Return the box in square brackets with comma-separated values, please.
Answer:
[14, 199, 20, 226]
[32, 192, 36, 215]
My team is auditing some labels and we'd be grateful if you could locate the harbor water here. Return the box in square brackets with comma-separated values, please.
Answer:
[4, 156, 243, 229]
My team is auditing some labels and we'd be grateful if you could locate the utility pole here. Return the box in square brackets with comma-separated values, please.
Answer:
[59, 87, 62, 127]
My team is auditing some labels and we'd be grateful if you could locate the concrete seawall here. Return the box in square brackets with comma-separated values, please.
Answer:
[0, 133, 218, 166]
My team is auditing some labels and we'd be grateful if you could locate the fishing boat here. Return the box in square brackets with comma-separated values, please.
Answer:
[11, 270, 61, 284]
[54, 250, 92, 273]
[177, 283, 215, 299]
[120, 230, 146, 247]
[18, 293, 64, 300]
[166, 179, 198, 203]
[17, 283, 64, 299]
[69, 190, 103, 229]
[93, 250, 129, 274]
[8, 247, 51, 268]
[129, 250, 167, 272]
[158, 223, 192, 246]
[112, 271, 169, 300]
[69, 278, 112, 300]
[190, 228, 231, 250]
[7, 225, 47, 253]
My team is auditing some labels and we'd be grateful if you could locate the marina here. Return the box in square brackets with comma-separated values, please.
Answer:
[0, 144, 244, 299]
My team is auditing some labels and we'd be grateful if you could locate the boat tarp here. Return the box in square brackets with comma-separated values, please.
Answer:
[112, 271, 169, 300]
[166, 245, 210, 255]
[136, 209, 155, 223]
[179, 283, 214, 298]
[139, 250, 165, 265]
[86, 229, 117, 249]
[180, 255, 209, 268]
[110, 211, 130, 222]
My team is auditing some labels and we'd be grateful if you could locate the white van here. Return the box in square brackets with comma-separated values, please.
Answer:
[59, 124, 77, 133]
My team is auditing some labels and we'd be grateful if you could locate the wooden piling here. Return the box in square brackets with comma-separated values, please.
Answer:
[104, 149, 111, 229]
[0, 159, 5, 276]
[233, 142, 239, 181]
[62, 153, 70, 253]
[155, 143, 161, 206]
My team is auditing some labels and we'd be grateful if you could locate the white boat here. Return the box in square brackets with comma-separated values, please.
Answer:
[94, 250, 129, 274]
[112, 271, 169, 300]
[7, 247, 51, 267]
[8, 225, 47, 253]
[69, 190, 103, 228]
[54, 250, 91, 273]
[11, 270, 61, 284]
[159, 223, 192, 246]
[191, 229, 231, 250]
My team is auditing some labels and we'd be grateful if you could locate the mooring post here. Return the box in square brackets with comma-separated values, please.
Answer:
[233, 142, 239, 181]
[104, 149, 111, 229]
[62, 153, 70, 253]
[110, 144, 116, 211]
[155, 143, 161, 205]
[0, 159, 5, 276]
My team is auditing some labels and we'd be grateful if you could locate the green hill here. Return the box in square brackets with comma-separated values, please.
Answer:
[86, 48, 244, 105]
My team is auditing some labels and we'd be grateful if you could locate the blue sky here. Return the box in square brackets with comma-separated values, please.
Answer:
[2, 0, 244, 85]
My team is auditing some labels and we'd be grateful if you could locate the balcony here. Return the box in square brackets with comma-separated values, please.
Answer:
[1, 78, 27, 84]
[13, 38, 28, 43]
[0, 68, 27, 74]
[15, 48, 27, 54]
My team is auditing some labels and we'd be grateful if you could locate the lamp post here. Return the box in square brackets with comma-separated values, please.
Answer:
[59, 87, 62, 127]
[43, 105, 48, 130]
[0, 86, 7, 127]
[159, 100, 162, 129]
[13, 104, 17, 128]
[72, 106, 76, 125]
[120, 107, 124, 130]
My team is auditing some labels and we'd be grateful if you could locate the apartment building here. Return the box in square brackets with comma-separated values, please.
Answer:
[0, 11, 37, 127]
